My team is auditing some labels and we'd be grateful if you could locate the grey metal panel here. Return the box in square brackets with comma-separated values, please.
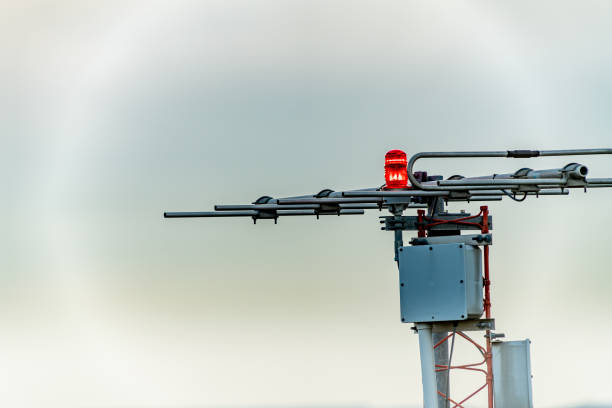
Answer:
[465, 245, 483, 317]
[492, 340, 534, 408]
[398, 244, 483, 323]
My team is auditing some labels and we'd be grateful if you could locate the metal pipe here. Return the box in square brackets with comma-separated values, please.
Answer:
[417, 323, 440, 408]
[276, 209, 365, 216]
[215, 204, 319, 211]
[586, 178, 612, 184]
[407, 148, 612, 191]
[164, 209, 365, 218]
[533, 190, 570, 195]
[164, 211, 257, 218]
[586, 183, 612, 188]
[530, 163, 587, 179]
[442, 185, 518, 191]
[484, 163, 588, 180]
[468, 189, 569, 196]
[438, 178, 567, 187]
[343, 190, 450, 197]
[324, 209, 365, 215]
[338, 204, 381, 209]
[468, 190, 512, 195]
[275, 210, 320, 216]
[277, 198, 382, 205]
[274, 188, 380, 203]
[540, 148, 612, 156]
[447, 196, 503, 201]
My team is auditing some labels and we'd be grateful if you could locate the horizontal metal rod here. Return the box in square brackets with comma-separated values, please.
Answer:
[467, 190, 508, 196]
[215, 204, 319, 211]
[339, 203, 381, 209]
[438, 178, 567, 186]
[163, 209, 365, 218]
[443, 185, 517, 191]
[275, 210, 319, 216]
[266, 187, 383, 204]
[586, 178, 612, 184]
[470, 163, 588, 181]
[586, 183, 612, 188]
[317, 209, 365, 215]
[447, 196, 503, 201]
[540, 148, 612, 156]
[468, 196, 503, 201]
[261, 209, 366, 216]
[216, 203, 383, 211]
[468, 188, 569, 196]
[164, 211, 257, 218]
[342, 190, 449, 197]
[533, 190, 570, 195]
[273, 210, 318, 216]
[277, 197, 382, 205]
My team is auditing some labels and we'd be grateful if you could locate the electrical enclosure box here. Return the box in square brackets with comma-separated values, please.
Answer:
[398, 243, 483, 323]
[492, 340, 534, 408]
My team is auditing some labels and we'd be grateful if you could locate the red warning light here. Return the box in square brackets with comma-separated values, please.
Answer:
[385, 149, 408, 189]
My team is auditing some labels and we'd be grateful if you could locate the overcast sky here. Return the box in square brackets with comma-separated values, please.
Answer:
[2, 1, 612, 407]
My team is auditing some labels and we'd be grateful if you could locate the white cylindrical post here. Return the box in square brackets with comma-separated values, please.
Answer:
[417, 323, 439, 408]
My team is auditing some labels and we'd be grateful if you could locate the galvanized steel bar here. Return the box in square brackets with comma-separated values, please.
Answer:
[343, 190, 450, 197]
[407, 148, 612, 191]
[163, 209, 365, 218]
[215, 204, 319, 211]
[586, 183, 612, 188]
[539, 148, 612, 156]
[277, 198, 382, 205]
[447, 196, 503, 201]
[438, 178, 567, 187]
[164, 211, 257, 218]
[586, 178, 612, 184]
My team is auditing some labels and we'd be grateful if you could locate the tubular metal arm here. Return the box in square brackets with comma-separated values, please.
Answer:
[407, 148, 612, 191]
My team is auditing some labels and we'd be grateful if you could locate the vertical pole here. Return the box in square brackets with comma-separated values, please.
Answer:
[481, 206, 494, 408]
[428, 198, 450, 408]
[417, 323, 439, 408]
[433, 333, 449, 407]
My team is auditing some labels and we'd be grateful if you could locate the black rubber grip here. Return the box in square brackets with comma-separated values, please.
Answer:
[507, 150, 540, 158]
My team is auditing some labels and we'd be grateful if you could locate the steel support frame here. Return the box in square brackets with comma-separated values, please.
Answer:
[414, 206, 494, 408]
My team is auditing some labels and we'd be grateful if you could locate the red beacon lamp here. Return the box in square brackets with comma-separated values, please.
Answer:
[385, 149, 409, 189]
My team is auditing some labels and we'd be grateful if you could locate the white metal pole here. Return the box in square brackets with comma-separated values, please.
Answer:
[417, 323, 439, 408]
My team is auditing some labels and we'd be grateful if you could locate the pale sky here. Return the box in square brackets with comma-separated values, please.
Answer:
[2, 1, 612, 407]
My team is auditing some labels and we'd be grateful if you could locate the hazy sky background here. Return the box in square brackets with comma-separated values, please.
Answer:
[2, 1, 612, 407]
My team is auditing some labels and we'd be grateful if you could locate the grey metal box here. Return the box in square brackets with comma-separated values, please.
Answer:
[398, 243, 483, 323]
[492, 340, 534, 408]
